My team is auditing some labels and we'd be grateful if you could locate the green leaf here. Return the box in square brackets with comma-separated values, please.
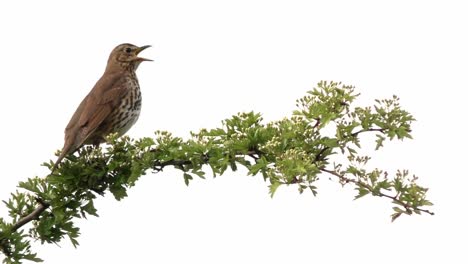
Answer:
[422, 200, 434, 206]
[229, 161, 237, 171]
[23, 254, 44, 262]
[82, 201, 99, 217]
[269, 181, 281, 198]
[128, 163, 143, 186]
[68, 234, 80, 248]
[298, 184, 307, 194]
[323, 138, 339, 148]
[183, 173, 193, 186]
[192, 170, 206, 179]
[109, 185, 128, 201]
[309, 185, 318, 196]
[375, 134, 385, 150]
[208, 128, 226, 136]
[354, 188, 370, 200]
[391, 212, 402, 222]
[249, 162, 265, 176]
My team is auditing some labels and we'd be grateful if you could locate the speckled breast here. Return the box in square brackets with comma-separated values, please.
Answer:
[108, 75, 142, 137]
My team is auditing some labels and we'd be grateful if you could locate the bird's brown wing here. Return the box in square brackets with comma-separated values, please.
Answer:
[64, 71, 128, 149]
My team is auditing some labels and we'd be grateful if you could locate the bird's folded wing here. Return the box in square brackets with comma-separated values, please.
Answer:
[65, 72, 127, 145]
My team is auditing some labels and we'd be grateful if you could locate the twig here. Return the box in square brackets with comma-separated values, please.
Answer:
[313, 147, 329, 163]
[351, 128, 385, 137]
[313, 118, 321, 128]
[246, 149, 262, 161]
[153, 159, 193, 172]
[320, 168, 434, 216]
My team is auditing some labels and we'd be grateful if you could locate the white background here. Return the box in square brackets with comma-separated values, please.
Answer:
[0, 1, 466, 263]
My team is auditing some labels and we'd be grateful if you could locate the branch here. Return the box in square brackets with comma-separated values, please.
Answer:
[152, 150, 263, 172]
[320, 168, 434, 216]
[11, 198, 49, 233]
[246, 149, 263, 161]
[153, 159, 192, 171]
[351, 128, 384, 137]
[313, 118, 321, 128]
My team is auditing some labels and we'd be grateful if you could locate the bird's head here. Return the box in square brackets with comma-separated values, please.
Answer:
[107, 43, 152, 72]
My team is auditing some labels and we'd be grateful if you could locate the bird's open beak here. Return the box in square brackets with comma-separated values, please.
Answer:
[135, 45, 152, 61]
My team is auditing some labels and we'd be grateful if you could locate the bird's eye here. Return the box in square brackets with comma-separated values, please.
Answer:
[125, 47, 132, 53]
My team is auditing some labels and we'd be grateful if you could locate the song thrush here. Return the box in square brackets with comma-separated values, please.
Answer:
[52, 43, 152, 171]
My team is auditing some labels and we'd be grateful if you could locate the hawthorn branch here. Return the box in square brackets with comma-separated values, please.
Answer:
[8, 198, 50, 234]
[320, 168, 434, 216]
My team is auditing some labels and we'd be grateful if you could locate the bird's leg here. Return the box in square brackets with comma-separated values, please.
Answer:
[92, 136, 106, 149]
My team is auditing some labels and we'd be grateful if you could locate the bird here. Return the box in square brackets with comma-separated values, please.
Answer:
[52, 43, 152, 172]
